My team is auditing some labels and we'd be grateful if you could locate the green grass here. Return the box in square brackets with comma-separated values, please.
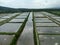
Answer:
[0, 32, 15, 35]
[33, 12, 40, 45]
[47, 11, 60, 16]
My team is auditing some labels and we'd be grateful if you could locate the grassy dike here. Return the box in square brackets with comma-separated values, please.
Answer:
[0, 32, 15, 35]
[10, 12, 30, 45]
[32, 12, 40, 45]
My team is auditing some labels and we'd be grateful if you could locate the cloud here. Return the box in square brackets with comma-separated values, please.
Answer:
[0, 0, 60, 8]
[0, 0, 15, 3]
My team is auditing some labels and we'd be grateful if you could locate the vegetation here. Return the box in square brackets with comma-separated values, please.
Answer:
[47, 11, 60, 16]
[33, 12, 40, 45]
[0, 6, 60, 13]
[0, 32, 15, 35]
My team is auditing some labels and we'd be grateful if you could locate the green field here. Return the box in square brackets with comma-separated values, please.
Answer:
[47, 11, 60, 16]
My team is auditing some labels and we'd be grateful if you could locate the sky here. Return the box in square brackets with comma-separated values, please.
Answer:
[0, 0, 60, 9]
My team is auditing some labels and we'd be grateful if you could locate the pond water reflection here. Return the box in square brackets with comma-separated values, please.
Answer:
[39, 35, 60, 45]
[0, 23, 22, 32]
[0, 35, 14, 45]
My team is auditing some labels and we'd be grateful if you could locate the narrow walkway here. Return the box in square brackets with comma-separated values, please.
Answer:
[17, 12, 34, 45]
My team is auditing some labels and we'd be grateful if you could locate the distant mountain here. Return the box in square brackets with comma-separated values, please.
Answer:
[0, 6, 30, 12]
[0, 6, 60, 13]
[0, 6, 19, 13]
[0, 6, 31, 12]
[0, 6, 15, 10]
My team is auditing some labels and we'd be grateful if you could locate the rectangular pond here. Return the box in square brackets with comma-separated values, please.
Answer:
[36, 27, 60, 34]
[9, 19, 25, 23]
[39, 35, 60, 45]
[0, 19, 6, 22]
[56, 19, 60, 22]
[15, 15, 27, 19]
[36, 23, 59, 27]
[0, 35, 14, 45]
[0, 23, 22, 32]
[35, 18, 53, 23]
[53, 17, 60, 19]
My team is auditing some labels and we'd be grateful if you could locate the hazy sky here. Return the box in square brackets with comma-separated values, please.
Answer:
[0, 0, 60, 8]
